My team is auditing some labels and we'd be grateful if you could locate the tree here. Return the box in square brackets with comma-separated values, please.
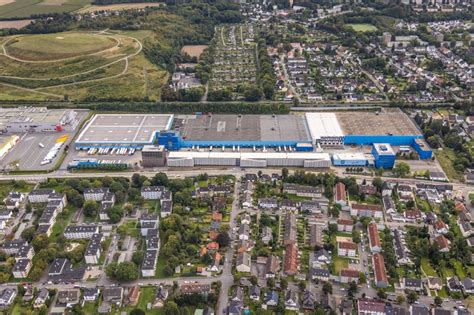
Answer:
[21, 226, 36, 242]
[106, 262, 139, 281]
[434, 296, 443, 306]
[280, 278, 288, 290]
[322, 282, 332, 294]
[406, 291, 418, 304]
[282, 168, 289, 179]
[130, 309, 146, 315]
[83, 200, 99, 217]
[32, 234, 49, 252]
[377, 289, 387, 299]
[216, 232, 230, 248]
[393, 162, 410, 177]
[132, 251, 144, 266]
[164, 301, 180, 315]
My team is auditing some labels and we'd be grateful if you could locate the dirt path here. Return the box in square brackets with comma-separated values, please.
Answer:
[0, 81, 62, 98]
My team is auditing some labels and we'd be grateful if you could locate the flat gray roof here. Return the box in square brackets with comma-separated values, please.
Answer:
[336, 109, 421, 136]
[76, 114, 174, 144]
[178, 114, 310, 142]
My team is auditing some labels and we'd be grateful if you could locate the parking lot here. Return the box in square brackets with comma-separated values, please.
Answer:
[0, 111, 88, 171]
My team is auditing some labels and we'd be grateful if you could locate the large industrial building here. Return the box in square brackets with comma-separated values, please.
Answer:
[74, 109, 432, 169]
[0, 107, 77, 133]
[75, 114, 174, 149]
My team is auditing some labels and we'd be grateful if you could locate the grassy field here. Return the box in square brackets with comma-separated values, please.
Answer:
[434, 148, 464, 182]
[5, 33, 117, 61]
[0, 30, 167, 101]
[76, 2, 163, 13]
[421, 258, 437, 277]
[346, 23, 378, 32]
[332, 257, 349, 275]
[0, 0, 91, 19]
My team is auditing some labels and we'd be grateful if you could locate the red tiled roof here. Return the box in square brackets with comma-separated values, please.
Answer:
[351, 204, 382, 211]
[284, 243, 298, 275]
[368, 223, 381, 249]
[335, 182, 347, 201]
[434, 220, 447, 230]
[373, 253, 388, 284]
[338, 241, 358, 250]
[337, 219, 353, 225]
[340, 268, 360, 278]
[435, 235, 450, 249]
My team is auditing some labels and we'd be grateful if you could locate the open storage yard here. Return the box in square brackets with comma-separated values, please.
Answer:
[0, 30, 168, 101]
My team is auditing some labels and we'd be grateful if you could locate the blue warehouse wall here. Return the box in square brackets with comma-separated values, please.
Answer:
[344, 135, 422, 146]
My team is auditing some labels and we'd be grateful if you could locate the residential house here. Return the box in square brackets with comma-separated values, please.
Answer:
[337, 219, 353, 232]
[283, 213, 297, 245]
[340, 269, 360, 284]
[64, 225, 99, 239]
[311, 268, 330, 281]
[258, 198, 278, 209]
[265, 255, 279, 278]
[462, 278, 474, 294]
[434, 235, 450, 252]
[428, 277, 443, 290]
[357, 299, 386, 315]
[264, 291, 278, 307]
[403, 278, 422, 291]
[284, 243, 298, 275]
[350, 203, 383, 218]
[34, 288, 49, 308]
[309, 224, 324, 248]
[236, 252, 251, 273]
[238, 224, 250, 241]
[249, 285, 260, 301]
[83, 287, 100, 302]
[284, 289, 299, 311]
[301, 290, 315, 310]
[57, 289, 80, 308]
[261, 226, 273, 244]
[368, 222, 381, 253]
[309, 249, 330, 268]
[335, 182, 347, 206]
[338, 241, 357, 257]
[447, 276, 462, 292]
[434, 220, 449, 234]
[373, 253, 389, 288]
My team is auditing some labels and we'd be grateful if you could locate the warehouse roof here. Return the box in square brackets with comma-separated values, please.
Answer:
[76, 114, 174, 144]
[305, 112, 344, 141]
[168, 151, 331, 160]
[178, 114, 310, 142]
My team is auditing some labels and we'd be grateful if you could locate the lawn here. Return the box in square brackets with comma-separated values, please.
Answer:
[6, 32, 116, 61]
[0, 182, 34, 200]
[450, 259, 466, 279]
[437, 287, 449, 298]
[50, 205, 76, 243]
[332, 257, 349, 275]
[421, 258, 437, 277]
[346, 23, 378, 32]
[434, 148, 464, 181]
[123, 286, 164, 314]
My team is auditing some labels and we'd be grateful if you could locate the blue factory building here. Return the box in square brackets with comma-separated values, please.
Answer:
[372, 143, 396, 169]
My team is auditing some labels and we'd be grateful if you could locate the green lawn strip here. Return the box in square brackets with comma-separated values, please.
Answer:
[420, 258, 437, 277]
[50, 205, 76, 243]
[434, 149, 464, 181]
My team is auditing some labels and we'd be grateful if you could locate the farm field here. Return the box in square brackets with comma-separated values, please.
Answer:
[0, 0, 90, 19]
[0, 19, 32, 29]
[181, 44, 208, 59]
[346, 23, 378, 32]
[75, 2, 163, 13]
[0, 30, 168, 101]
